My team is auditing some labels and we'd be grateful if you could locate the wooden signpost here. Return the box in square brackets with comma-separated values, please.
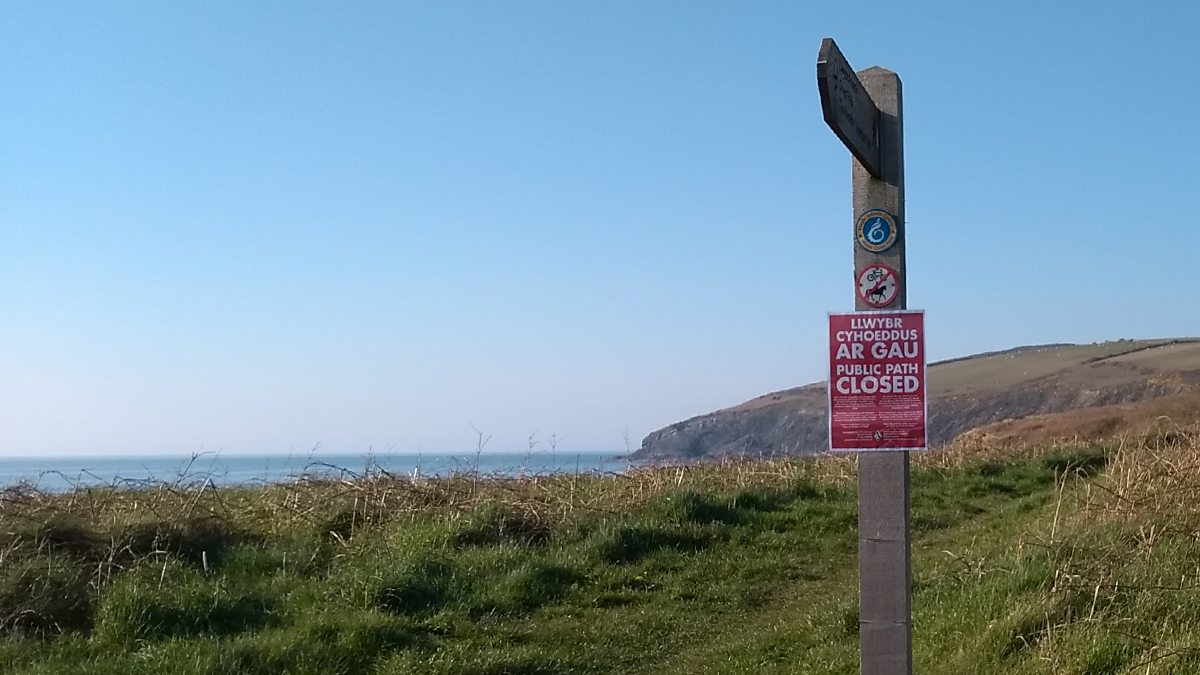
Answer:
[817, 38, 914, 675]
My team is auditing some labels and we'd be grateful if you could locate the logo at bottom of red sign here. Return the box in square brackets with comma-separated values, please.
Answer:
[857, 264, 899, 308]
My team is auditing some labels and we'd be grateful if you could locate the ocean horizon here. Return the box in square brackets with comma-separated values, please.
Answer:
[0, 451, 636, 492]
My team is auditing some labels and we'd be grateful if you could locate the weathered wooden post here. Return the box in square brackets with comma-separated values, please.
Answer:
[818, 38, 917, 675]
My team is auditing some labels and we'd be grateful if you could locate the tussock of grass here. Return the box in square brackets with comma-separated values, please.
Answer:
[0, 552, 93, 635]
[451, 506, 553, 548]
[372, 554, 459, 616]
[94, 554, 276, 643]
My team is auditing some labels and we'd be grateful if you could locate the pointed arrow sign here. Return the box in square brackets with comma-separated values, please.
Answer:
[817, 38, 883, 179]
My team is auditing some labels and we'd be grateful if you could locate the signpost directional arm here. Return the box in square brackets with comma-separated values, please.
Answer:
[817, 38, 884, 180]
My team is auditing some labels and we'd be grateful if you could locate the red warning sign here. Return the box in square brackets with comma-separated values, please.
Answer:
[828, 310, 926, 452]
[857, 264, 898, 308]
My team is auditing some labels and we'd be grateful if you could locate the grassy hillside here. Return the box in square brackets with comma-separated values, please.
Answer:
[927, 338, 1200, 395]
[636, 338, 1200, 459]
[2, 428, 1200, 674]
[960, 390, 1200, 448]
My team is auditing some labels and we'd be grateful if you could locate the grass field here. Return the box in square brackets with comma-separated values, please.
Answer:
[2, 429, 1200, 674]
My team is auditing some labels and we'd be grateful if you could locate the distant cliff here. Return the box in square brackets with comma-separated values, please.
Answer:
[634, 339, 1200, 461]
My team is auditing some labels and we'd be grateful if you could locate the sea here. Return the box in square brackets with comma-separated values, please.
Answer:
[0, 451, 635, 493]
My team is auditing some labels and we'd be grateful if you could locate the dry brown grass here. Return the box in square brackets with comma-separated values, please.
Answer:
[1079, 420, 1200, 526]
[925, 412, 1200, 472]
[953, 392, 1200, 451]
[0, 455, 858, 552]
[914, 432, 1099, 472]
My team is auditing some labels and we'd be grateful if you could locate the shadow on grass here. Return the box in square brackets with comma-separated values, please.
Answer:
[451, 507, 552, 548]
[116, 517, 245, 569]
[596, 526, 710, 565]
[482, 561, 586, 613]
[0, 554, 94, 635]
[376, 555, 459, 616]
[1040, 449, 1108, 478]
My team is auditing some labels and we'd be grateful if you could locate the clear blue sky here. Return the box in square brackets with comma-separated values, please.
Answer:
[2, 1, 1197, 457]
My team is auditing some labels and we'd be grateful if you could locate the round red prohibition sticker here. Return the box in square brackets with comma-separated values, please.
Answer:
[857, 264, 899, 308]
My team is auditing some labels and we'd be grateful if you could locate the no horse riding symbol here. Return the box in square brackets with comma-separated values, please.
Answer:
[855, 209, 897, 253]
[857, 264, 898, 308]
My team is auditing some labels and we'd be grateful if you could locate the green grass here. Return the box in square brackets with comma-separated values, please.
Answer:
[5, 445, 1200, 673]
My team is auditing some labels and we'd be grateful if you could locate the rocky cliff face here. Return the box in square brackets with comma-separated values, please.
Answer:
[634, 339, 1200, 461]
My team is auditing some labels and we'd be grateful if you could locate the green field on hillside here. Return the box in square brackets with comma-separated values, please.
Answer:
[2, 434, 1199, 674]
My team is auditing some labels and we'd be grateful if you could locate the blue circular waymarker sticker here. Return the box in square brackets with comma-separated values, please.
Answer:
[855, 209, 898, 253]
